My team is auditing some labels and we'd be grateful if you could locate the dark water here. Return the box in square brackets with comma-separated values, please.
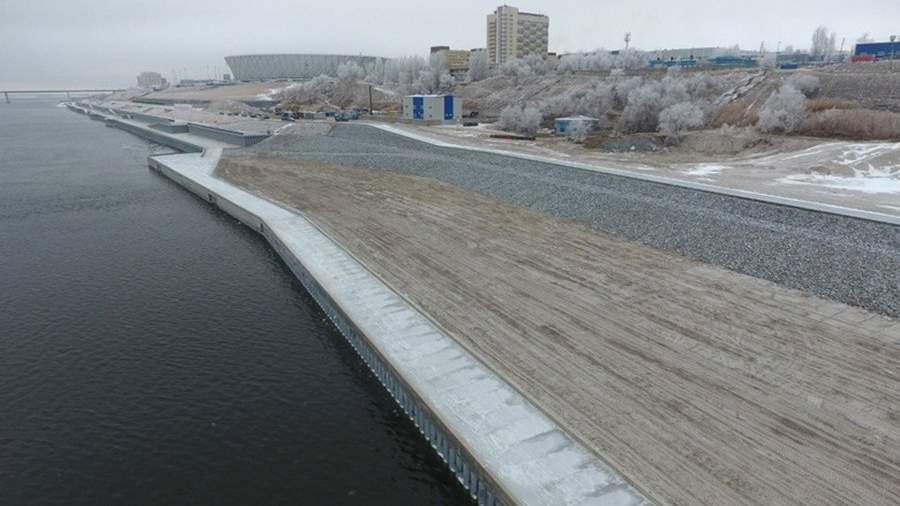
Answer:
[0, 97, 469, 505]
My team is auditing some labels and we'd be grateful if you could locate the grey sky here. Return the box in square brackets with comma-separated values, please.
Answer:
[2, 0, 898, 88]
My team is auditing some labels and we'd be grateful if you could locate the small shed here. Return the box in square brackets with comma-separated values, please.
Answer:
[402, 94, 461, 122]
[554, 115, 600, 136]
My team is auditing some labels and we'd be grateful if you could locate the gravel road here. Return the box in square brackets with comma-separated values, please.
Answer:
[244, 123, 900, 317]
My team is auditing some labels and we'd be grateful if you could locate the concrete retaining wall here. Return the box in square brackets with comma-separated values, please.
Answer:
[186, 123, 268, 146]
[148, 156, 513, 505]
[103, 118, 203, 153]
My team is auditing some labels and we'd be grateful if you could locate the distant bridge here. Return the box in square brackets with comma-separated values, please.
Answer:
[3, 89, 125, 103]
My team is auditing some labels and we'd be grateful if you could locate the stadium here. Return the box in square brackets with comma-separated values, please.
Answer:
[224, 54, 382, 81]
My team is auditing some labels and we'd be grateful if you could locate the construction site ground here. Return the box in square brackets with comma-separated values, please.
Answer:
[216, 151, 900, 506]
[378, 121, 900, 219]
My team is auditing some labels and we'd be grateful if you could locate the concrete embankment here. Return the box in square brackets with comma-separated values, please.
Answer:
[67, 106, 649, 505]
[67, 102, 268, 149]
[148, 151, 649, 506]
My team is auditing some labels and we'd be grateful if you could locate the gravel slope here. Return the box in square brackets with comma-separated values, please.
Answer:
[243, 123, 900, 317]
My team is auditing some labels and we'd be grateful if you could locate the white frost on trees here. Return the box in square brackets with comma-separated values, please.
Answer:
[658, 101, 707, 139]
[497, 104, 542, 135]
[467, 51, 490, 82]
[811, 26, 837, 59]
[785, 74, 821, 97]
[336, 62, 365, 83]
[757, 85, 807, 133]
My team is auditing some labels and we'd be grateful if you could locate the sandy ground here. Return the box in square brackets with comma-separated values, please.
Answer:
[217, 154, 900, 505]
[380, 122, 900, 219]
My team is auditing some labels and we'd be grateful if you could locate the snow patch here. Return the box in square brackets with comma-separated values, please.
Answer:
[684, 164, 727, 176]
[779, 166, 900, 194]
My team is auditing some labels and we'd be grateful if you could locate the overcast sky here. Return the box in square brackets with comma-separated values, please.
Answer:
[2, 0, 898, 88]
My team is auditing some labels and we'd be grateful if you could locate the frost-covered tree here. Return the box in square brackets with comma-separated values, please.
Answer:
[612, 76, 644, 109]
[541, 83, 613, 127]
[621, 83, 663, 132]
[497, 104, 542, 135]
[757, 85, 807, 133]
[467, 51, 490, 81]
[786, 74, 821, 97]
[857, 33, 873, 43]
[364, 59, 385, 84]
[413, 67, 453, 94]
[811, 26, 836, 58]
[658, 101, 707, 140]
[383, 56, 428, 88]
[616, 48, 650, 69]
[336, 62, 365, 83]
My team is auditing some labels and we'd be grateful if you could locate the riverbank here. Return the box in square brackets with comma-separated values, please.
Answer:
[73, 104, 649, 505]
[147, 146, 648, 506]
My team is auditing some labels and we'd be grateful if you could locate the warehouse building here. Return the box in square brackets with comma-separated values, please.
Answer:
[854, 41, 900, 60]
[486, 5, 549, 65]
[402, 95, 461, 122]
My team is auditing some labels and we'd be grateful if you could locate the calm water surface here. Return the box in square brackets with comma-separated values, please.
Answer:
[0, 97, 469, 505]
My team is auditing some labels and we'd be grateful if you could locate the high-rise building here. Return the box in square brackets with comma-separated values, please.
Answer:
[486, 5, 549, 66]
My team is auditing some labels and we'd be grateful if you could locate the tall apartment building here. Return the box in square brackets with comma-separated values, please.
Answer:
[486, 5, 549, 65]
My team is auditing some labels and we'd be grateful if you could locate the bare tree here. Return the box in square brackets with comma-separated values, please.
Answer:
[857, 33, 873, 43]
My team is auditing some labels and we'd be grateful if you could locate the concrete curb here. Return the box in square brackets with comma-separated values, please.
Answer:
[364, 123, 900, 227]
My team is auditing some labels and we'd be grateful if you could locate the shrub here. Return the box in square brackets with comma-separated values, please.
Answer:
[621, 83, 663, 132]
[799, 108, 900, 140]
[806, 98, 857, 113]
[786, 74, 821, 97]
[540, 83, 613, 128]
[757, 85, 807, 133]
[497, 104, 543, 135]
[658, 101, 707, 139]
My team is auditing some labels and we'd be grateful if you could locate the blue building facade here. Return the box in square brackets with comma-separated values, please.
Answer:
[854, 42, 900, 59]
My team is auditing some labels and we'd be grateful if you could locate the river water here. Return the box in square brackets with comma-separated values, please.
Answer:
[0, 97, 469, 505]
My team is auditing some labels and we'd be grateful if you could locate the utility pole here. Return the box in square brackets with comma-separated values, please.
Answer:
[624, 32, 631, 51]
[368, 85, 373, 115]
[4, 91, 9, 104]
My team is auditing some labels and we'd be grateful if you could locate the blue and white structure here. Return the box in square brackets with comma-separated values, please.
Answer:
[854, 41, 900, 60]
[554, 115, 600, 136]
[402, 94, 461, 122]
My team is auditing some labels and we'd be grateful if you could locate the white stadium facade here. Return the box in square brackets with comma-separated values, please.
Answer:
[224, 54, 382, 81]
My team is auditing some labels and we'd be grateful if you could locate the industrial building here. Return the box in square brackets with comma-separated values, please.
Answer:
[430, 46, 473, 74]
[224, 54, 383, 81]
[402, 94, 461, 122]
[854, 41, 900, 60]
[486, 5, 549, 65]
[136, 71, 167, 89]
